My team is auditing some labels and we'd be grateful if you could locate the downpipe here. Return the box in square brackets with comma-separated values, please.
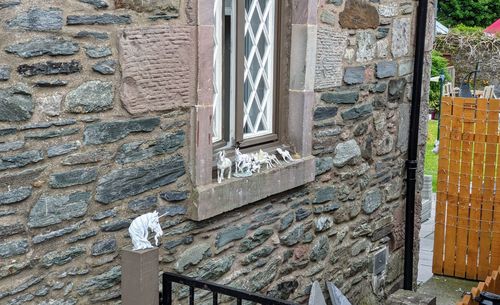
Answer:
[404, 0, 429, 291]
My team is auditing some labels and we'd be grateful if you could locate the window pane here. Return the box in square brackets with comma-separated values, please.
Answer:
[243, 0, 274, 139]
[212, 0, 223, 143]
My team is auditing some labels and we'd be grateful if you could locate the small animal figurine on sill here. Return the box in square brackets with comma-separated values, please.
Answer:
[234, 148, 253, 177]
[257, 149, 281, 167]
[216, 150, 232, 183]
[251, 150, 272, 170]
[250, 155, 261, 173]
[269, 153, 282, 166]
[276, 148, 295, 163]
[234, 148, 251, 172]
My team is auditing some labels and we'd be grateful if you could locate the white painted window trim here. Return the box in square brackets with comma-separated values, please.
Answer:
[212, 0, 223, 143]
[212, 0, 276, 142]
[229, 0, 237, 146]
[243, 0, 275, 139]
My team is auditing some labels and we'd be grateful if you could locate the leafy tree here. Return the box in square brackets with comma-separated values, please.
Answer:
[438, 0, 500, 28]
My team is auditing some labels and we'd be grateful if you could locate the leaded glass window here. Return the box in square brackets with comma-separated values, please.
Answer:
[212, 0, 279, 148]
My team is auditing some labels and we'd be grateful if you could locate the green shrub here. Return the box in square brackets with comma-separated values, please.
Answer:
[451, 24, 485, 35]
[431, 50, 450, 77]
[429, 50, 450, 112]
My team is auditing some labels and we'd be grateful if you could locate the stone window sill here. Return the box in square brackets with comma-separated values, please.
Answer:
[188, 155, 315, 221]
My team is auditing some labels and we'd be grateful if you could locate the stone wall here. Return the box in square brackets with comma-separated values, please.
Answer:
[0, 0, 431, 304]
[435, 33, 500, 97]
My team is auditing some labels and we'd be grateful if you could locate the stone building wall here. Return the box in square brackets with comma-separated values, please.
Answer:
[0, 0, 432, 304]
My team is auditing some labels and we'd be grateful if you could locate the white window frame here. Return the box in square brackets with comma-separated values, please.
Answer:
[212, 0, 223, 143]
[242, 0, 275, 139]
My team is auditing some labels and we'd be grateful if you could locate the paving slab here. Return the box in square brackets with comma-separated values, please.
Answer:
[418, 193, 436, 285]
[417, 276, 479, 305]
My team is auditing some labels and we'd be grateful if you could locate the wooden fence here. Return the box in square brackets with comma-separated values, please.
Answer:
[433, 97, 500, 281]
[457, 265, 500, 305]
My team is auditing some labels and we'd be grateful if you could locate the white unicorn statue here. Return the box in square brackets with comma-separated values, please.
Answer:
[128, 211, 164, 250]
[216, 150, 232, 183]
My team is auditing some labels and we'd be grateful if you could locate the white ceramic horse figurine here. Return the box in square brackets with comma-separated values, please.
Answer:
[235, 148, 252, 174]
[269, 153, 282, 166]
[277, 148, 294, 163]
[250, 155, 261, 173]
[129, 211, 164, 250]
[254, 150, 274, 169]
[217, 150, 232, 183]
[263, 150, 278, 169]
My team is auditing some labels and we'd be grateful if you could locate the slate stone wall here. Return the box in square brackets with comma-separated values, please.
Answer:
[0, 0, 432, 304]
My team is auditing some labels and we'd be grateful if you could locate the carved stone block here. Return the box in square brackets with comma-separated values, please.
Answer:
[119, 25, 196, 114]
[314, 27, 347, 90]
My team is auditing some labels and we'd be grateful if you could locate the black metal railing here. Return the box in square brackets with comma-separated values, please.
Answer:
[162, 272, 297, 305]
[474, 291, 500, 305]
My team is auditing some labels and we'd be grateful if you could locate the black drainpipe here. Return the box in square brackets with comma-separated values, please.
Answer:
[404, 0, 429, 291]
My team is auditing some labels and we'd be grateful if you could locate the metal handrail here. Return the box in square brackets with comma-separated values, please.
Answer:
[162, 272, 297, 305]
[474, 291, 500, 305]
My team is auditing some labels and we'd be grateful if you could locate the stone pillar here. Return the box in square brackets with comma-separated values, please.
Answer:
[289, 0, 318, 158]
[121, 248, 159, 305]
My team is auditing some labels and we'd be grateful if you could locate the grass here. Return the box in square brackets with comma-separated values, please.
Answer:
[424, 120, 439, 192]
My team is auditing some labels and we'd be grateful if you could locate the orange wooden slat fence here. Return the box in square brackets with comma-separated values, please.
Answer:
[456, 265, 500, 305]
[433, 97, 500, 281]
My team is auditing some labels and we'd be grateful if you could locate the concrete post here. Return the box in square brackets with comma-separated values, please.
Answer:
[421, 175, 433, 222]
[121, 248, 159, 305]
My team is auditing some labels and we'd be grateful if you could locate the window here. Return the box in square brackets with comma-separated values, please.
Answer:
[213, 0, 280, 149]
[190, 0, 318, 220]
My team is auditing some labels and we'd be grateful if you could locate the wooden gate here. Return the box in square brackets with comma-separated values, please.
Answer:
[433, 97, 500, 281]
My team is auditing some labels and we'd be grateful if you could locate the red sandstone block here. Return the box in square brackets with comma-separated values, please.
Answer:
[119, 25, 196, 114]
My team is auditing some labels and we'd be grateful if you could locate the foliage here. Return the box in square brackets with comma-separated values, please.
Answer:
[424, 120, 438, 192]
[429, 87, 441, 112]
[428, 50, 449, 112]
[435, 30, 500, 60]
[451, 24, 485, 35]
[431, 50, 449, 78]
[438, 0, 500, 28]
[434, 30, 500, 94]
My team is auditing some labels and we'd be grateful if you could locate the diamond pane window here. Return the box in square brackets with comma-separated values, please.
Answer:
[243, 0, 275, 139]
[211, 0, 279, 148]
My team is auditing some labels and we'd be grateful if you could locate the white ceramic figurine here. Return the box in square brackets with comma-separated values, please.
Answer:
[234, 148, 253, 177]
[255, 149, 275, 169]
[269, 153, 282, 166]
[128, 211, 164, 250]
[250, 155, 261, 173]
[216, 150, 232, 183]
[276, 148, 294, 163]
